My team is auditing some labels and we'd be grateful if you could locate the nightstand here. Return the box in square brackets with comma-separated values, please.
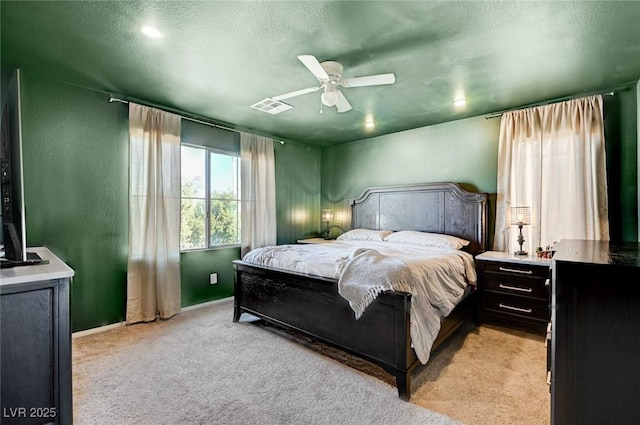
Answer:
[296, 238, 335, 244]
[476, 251, 551, 333]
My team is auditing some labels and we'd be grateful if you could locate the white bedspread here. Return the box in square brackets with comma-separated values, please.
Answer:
[242, 240, 477, 364]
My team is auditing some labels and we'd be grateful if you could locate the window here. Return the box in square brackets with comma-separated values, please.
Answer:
[180, 144, 241, 250]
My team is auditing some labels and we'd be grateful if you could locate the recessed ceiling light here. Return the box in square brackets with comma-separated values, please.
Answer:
[364, 120, 376, 128]
[453, 98, 467, 107]
[141, 25, 163, 39]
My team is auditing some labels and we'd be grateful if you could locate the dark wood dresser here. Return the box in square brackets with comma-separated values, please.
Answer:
[1, 247, 74, 425]
[551, 239, 640, 425]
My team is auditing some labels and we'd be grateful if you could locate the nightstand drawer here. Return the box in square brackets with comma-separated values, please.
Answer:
[484, 276, 548, 299]
[483, 292, 549, 321]
[483, 262, 550, 279]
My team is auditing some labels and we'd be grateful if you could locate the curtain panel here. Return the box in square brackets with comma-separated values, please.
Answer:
[126, 103, 182, 324]
[494, 95, 609, 253]
[240, 133, 276, 256]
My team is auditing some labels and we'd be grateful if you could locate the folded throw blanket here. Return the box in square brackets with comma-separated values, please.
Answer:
[337, 248, 413, 319]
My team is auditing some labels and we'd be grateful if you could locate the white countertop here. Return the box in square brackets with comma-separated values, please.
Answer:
[296, 238, 335, 244]
[476, 250, 553, 267]
[0, 247, 75, 286]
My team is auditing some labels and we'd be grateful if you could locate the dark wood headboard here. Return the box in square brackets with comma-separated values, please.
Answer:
[349, 182, 488, 255]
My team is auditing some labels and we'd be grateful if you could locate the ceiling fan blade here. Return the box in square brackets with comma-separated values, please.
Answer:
[272, 86, 321, 101]
[335, 91, 352, 113]
[297, 55, 330, 81]
[341, 73, 396, 88]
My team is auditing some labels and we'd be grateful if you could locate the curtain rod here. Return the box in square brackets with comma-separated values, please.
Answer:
[109, 96, 238, 132]
[19, 70, 288, 144]
[108, 95, 285, 144]
[484, 89, 620, 120]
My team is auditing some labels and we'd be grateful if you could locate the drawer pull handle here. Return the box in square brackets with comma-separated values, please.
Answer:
[499, 303, 533, 314]
[499, 266, 533, 275]
[499, 283, 533, 293]
[546, 371, 552, 386]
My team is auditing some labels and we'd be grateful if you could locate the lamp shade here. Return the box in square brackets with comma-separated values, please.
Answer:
[510, 206, 531, 225]
[321, 209, 333, 222]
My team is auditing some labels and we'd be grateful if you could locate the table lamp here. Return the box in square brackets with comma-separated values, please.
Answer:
[321, 209, 333, 239]
[511, 206, 531, 255]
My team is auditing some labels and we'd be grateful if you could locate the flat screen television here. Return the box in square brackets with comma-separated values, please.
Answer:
[1, 67, 27, 264]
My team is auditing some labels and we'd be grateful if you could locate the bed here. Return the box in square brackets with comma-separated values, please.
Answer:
[233, 182, 487, 400]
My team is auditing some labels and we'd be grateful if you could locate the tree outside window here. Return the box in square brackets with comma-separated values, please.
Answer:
[180, 145, 240, 250]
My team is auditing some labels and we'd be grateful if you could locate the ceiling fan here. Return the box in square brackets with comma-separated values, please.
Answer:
[251, 54, 396, 114]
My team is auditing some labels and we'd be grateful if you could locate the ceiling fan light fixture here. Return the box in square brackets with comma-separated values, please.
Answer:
[321, 91, 339, 107]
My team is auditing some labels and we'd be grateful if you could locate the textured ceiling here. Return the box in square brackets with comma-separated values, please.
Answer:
[2, 1, 640, 147]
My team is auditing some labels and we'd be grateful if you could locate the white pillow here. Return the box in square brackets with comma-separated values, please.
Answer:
[337, 228, 394, 242]
[384, 230, 470, 250]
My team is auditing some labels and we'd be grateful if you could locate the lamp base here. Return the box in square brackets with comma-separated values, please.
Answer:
[514, 224, 527, 256]
[323, 222, 330, 240]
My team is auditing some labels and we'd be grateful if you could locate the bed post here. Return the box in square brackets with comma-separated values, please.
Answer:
[392, 291, 414, 401]
[396, 372, 411, 401]
[232, 263, 242, 322]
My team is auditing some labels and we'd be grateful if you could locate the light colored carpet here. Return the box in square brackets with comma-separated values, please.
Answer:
[411, 323, 550, 425]
[73, 298, 549, 425]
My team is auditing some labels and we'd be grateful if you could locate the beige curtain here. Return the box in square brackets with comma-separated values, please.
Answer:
[494, 95, 609, 254]
[240, 133, 276, 256]
[126, 103, 182, 324]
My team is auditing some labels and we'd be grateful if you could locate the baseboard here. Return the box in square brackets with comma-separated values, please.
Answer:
[181, 296, 232, 312]
[72, 321, 125, 339]
[72, 296, 233, 338]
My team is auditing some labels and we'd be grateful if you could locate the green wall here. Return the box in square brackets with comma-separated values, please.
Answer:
[179, 247, 240, 307]
[21, 74, 129, 331]
[603, 89, 639, 243]
[20, 73, 321, 332]
[321, 88, 638, 245]
[274, 140, 322, 243]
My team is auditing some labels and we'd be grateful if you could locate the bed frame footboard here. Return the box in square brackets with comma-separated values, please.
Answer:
[233, 261, 418, 398]
[233, 260, 476, 400]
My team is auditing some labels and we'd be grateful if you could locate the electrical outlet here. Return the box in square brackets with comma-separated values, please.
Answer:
[209, 273, 218, 285]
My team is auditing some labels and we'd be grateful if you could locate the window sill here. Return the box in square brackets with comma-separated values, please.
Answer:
[180, 244, 241, 253]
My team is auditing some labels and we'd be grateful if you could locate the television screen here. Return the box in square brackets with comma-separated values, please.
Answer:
[1, 67, 26, 263]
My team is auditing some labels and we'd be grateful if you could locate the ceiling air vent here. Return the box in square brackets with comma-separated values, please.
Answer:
[250, 98, 293, 115]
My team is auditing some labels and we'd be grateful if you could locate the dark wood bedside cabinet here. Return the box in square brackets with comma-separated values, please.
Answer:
[476, 251, 552, 333]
